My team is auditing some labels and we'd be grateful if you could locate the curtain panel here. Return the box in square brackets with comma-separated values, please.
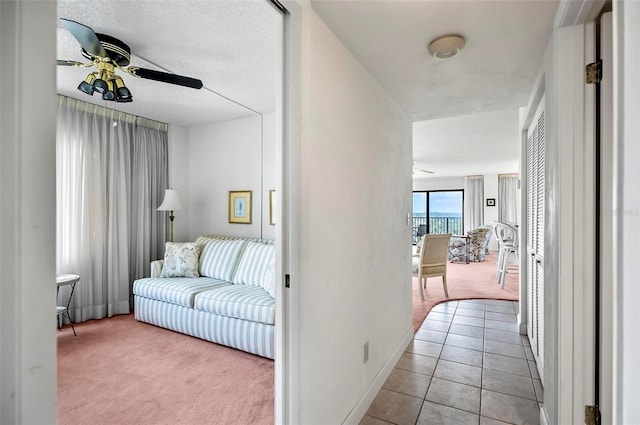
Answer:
[498, 174, 520, 226]
[56, 96, 168, 322]
[464, 175, 484, 230]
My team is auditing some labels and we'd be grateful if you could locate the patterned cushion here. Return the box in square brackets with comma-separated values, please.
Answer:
[198, 239, 245, 280]
[194, 284, 275, 325]
[232, 241, 275, 288]
[159, 242, 200, 278]
[133, 277, 231, 308]
[448, 227, 492, 262]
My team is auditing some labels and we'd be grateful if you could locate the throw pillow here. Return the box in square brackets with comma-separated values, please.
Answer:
[159, 242, 201, 278]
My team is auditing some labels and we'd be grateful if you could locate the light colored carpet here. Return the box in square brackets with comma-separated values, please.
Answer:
[412, 251, 519, 331]
[57, 314, 273, 425]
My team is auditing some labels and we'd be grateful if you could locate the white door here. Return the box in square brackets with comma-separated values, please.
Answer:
[526, 98, 545, 379]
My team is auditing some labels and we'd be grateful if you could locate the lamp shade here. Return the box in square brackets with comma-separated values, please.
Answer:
[157, 189, 183, 211]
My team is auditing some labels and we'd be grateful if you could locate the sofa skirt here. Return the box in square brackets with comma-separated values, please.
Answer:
[135, 296, 274, 359]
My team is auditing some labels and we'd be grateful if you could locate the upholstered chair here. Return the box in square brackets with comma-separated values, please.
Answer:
[448, 226, 492, 263]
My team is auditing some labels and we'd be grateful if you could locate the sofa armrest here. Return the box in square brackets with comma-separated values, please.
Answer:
[150, 260, 164, 278]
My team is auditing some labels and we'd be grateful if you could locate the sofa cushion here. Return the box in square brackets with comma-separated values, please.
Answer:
[133, 277, 231, 308]
[159, 242, 200, 278]
[232, 241, 275, 288]
[194, 285, 275, 325]
[199, 239, 245, 280]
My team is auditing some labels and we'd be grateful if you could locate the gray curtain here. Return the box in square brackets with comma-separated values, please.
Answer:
[464, 175, 484, 230]
[498, 174, 520, 226]
[56, 96, 168, 321]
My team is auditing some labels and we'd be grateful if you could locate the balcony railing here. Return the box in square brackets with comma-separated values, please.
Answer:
[412, 216, 463, 244]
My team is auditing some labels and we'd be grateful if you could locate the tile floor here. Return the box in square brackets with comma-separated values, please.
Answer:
[361, 299, 542, 425]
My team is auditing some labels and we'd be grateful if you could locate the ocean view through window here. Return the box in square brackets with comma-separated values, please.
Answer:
[413, 190, 464, 244]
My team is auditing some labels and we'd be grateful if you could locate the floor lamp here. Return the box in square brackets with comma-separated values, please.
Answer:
[157, 189, 183, 242]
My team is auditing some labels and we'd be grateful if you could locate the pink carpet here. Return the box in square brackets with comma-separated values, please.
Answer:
[57, 315, 273, 425]
[412, 251, 519, 331]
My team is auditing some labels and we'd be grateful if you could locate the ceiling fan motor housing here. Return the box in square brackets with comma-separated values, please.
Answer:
[81, 33, 131, 66]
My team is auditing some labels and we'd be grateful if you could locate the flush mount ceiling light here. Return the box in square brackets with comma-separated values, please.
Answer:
[428, 35, 465, 60]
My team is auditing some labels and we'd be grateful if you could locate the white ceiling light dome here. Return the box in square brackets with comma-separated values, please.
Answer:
[428, 35, 465, 60]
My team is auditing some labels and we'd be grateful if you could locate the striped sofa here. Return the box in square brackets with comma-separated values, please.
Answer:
[133, 235, 275, 359]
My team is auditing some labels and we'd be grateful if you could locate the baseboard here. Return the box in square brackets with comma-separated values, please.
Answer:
[540, 405, 550, 425]
[342, 325, 415, 425]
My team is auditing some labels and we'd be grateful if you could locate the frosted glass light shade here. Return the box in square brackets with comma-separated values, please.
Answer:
[157, 189, 183, 211]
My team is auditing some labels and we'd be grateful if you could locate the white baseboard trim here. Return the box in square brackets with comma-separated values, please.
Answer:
[540, 405, 550, 425]
[342, 325, 415, 425]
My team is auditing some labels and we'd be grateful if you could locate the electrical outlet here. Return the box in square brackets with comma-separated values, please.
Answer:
[363, 341, 369, 364]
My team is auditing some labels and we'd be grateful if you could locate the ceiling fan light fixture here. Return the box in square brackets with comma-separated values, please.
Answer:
[428, 35, 465, 60]
[114, 76, 133, 103]
[93, 78, 108, 94]
[78, 73, 96, 95]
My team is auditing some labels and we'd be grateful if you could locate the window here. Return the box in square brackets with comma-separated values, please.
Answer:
[412, 190, 464, 244]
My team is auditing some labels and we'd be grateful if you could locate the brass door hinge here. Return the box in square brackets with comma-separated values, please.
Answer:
[585, 405, 601, 425]
[586, 60, 602, 84]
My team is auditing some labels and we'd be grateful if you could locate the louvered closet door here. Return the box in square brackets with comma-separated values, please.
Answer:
[526, 98, 545, 379]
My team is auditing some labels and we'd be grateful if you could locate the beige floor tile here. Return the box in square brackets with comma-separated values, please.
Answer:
[395, 352, 437, 376]
[482, 368, 536, 400]
[485, 328, 523, 345]
[425, 378, 481, 414]
[485, 319, 519, 333]
[481, 389, 540, 425]
[445, 333, 485, 351]
[486, 300, 514, 307]
[366, 389, 423, 425]
[440, 345, 483, 367]
[480, 415, 512, 425]
[452, 315, 486, 327]
[406, 340, 443, 358]
[383, 368, 431, 399]
[486, 311, 517, 323]
[484, 340, 526, 359]
[359, 415, 394, 425]
[455, 308, 486, 318]
[415, 328, 447, 344]
[417, 401, 479, 425]
[427, 311, 454, 323]
[457, 301, 486, 312]
[434, 359, 482, 387]
[421, 318, 451, 333]
[449, 323, 485, 339]
[483, 352, 531, 377]
[529, 361, 540, 380]
[432, 302, 458, 314]
[486, 304, 516, 314]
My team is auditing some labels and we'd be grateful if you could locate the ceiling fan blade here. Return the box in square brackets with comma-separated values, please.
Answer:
[128, 67, 203, 89]
[57, 59, 87, 67]
[60, 18, 108, 58]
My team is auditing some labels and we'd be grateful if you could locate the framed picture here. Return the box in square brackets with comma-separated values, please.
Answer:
[229, 191, 252, 224]
[486, 198, 496, 207]
[269, 190, 276, 225]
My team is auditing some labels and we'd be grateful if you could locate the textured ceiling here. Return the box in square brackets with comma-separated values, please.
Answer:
[311, 0, 557, 179]
[57, 0, 279, 127]
[413, 109, 520, 178]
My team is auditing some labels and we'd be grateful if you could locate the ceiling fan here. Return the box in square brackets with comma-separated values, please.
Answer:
[57, 18, 203, 103]
[412, 162, 434, 176]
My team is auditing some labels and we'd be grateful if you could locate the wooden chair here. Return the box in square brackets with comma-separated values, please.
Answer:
[412, 233, 452, 301]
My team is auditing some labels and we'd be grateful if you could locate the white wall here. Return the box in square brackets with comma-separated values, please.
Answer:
[295, 2, 413, 423]
[0, 1, 57, 423]
[186, 114, 276, 240]
[412, 176, 464, 191]
[614, 2, 640, 423]
[168, 124, 190, 242]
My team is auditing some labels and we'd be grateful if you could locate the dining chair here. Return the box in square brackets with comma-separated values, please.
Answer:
[412, 233, 452, 301]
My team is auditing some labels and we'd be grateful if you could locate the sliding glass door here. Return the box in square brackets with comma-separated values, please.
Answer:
[412, 190, 463, 244]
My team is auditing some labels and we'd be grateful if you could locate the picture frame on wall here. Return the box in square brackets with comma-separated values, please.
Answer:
[486, 198, 496, 207]
[229, 191, 252, 224]
[269, 190, 276, 225]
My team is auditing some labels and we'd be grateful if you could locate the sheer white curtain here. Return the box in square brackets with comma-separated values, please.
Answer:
[56, 96, 168, 322]
[498, 174, 520, 225]
[464, 175, 484, 230]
